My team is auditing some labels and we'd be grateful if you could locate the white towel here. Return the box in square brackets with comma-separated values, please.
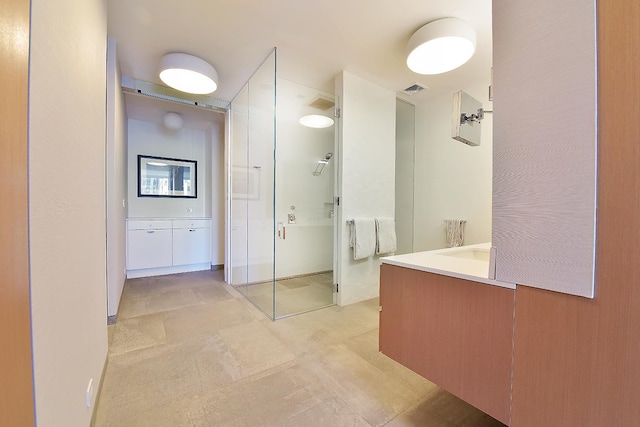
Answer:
[444, 219, 465, 247]
[349, 218, 376, 260]
[375, 217, 397, 255]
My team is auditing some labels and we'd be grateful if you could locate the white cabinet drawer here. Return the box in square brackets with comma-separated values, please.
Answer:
[172, 219, 211, 229]
[173, 227, 211, 265]
[127, 220, 172, 230]
[127, 229, 173, 270]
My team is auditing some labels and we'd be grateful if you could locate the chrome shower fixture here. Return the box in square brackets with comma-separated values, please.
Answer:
[313, 153, 333, 176]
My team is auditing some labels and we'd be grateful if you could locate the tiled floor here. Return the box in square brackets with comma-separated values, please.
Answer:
[95, 270, 506, 427]
[239, 272, 334, 318]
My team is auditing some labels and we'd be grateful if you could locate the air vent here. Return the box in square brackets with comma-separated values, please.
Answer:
[308, 96, 335, 110]
[402, 83, 428, 95]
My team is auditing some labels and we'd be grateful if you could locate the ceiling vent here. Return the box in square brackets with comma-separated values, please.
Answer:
[308, 96, 335, 110]
[401, 83, 428, 95]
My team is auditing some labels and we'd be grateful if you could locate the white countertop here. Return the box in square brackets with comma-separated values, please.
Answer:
[381, 243, 516, 290]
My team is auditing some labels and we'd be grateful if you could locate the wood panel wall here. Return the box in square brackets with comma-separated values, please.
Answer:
[0, 0, 35, 425]
[510, 1, 640, 425]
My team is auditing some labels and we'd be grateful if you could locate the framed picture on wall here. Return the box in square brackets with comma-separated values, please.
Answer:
[138, 155, 197, 198]
[232, 166, 260, 200]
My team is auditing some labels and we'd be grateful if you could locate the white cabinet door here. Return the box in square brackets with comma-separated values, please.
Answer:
[173, 227, 211, 265]
[127, 229, 173, 270]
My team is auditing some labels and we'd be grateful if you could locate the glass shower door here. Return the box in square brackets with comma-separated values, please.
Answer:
[273, 79, 337, 318]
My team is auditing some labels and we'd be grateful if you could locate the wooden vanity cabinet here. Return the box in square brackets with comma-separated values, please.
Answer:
[379, 263, 515, 425]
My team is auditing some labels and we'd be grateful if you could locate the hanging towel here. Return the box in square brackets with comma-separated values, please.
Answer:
[444, 219, 466, 247]
[349, 218, 376, 260]
[375, 217, 397, 255]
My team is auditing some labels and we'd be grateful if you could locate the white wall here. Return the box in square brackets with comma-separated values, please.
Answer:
[29, 0, 108, 425]
[413, 82, 493, 251]
[106, 38, 128, 318]
[127, 119, 210, 218]
[336, 71, 396, 305]
[209, 122, 225, 265]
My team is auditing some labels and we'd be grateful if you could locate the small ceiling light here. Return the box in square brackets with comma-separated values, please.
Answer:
[163, 112, 184, 130]
[406, 18, 476, 75]
[159, 53, 218, 94]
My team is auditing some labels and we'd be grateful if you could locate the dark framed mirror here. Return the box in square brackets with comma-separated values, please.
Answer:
[138, 155, 197, 198]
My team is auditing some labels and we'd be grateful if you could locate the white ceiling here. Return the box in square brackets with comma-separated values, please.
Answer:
[108, 0, 492, 124]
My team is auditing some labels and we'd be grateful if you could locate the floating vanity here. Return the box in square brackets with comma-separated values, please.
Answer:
[381, 242, 514, 290]
[379, 243, 515, 425]
[126, 218, 212, 278]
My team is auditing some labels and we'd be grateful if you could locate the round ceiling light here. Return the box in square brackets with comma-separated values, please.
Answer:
[159, 53, 218, 94]
[299, 114, 334, 129]
[406, 18, 476, 75]
[163, 112, 184, 130]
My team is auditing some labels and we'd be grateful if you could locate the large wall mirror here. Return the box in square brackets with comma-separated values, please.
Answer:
[138, 155, 197, 198]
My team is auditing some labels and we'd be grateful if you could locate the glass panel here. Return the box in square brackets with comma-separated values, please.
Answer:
[395, 99, 415, 255]
[230, 49, 276, 319]
[230, 82, 249, 287]
[274, 78, 337, 318]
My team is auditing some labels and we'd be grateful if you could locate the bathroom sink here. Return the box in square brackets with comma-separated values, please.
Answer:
[441, 248, 490, 262]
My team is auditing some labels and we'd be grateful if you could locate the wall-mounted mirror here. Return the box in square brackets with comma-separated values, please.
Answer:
[451, 90, 483, 147]
[138, 155, 197, 198]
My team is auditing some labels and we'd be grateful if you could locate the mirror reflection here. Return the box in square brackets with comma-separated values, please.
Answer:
[137, 155, 197, 198]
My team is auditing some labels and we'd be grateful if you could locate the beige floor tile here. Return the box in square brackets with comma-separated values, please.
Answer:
[216, 320, 296, 377]
[162, 298, 256, 344]
[108, 312, 167, 356]
[95, 335, 244, 426]
[264, 301, 378, 357]
[175, 363, 370, 427]
[191, 282, 237, 304]
[301, 340, 426, 426]
[97, 270, 507, 427]
[343, 329, 437, 397]
[384, 389, 506, 427]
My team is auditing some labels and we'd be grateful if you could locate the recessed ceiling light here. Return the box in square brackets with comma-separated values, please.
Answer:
[159, 53, 218, 94]
[406, 18, 476, 75]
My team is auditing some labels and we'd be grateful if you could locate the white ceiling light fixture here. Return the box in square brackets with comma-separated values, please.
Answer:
[163, 112, 184, 130]
[299, 114, 334, 129]
[159, 53, 218, 94]
[406, 18, 477, 75]
[299, 103, 335, 129]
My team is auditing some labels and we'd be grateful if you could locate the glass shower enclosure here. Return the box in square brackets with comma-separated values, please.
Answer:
[229, 49, 337, 319]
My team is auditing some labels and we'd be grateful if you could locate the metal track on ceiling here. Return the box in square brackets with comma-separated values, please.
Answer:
[121, 76, 231, 112]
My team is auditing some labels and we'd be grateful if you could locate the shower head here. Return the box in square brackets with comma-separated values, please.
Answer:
[313, 153, 334, 175]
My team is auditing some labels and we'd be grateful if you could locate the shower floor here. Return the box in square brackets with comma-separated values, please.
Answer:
[239, 271, 334, 318]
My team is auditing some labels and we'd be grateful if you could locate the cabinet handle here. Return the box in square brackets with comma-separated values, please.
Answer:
[147, 230, 155, 234]
[189, 229, 196, 232]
